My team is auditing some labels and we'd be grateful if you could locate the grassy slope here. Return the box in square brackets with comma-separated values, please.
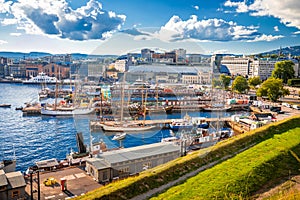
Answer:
[76, 115, 300, 200]
[151, 128, 300, 200]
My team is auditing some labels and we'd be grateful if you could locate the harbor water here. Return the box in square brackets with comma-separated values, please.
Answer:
[0, 83, 242, 172]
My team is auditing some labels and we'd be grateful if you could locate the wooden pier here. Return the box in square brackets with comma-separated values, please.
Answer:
[90, 117, 232, 132]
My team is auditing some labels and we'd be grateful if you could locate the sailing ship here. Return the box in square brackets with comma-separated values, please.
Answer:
[41, 77, 95, 116]
[100, 74, 156, 132]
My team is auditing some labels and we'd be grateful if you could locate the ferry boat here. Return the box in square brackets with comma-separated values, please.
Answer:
[23, 72, 57, 84]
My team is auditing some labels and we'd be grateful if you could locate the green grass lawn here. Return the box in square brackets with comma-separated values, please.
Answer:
[151, 127, 300, 200]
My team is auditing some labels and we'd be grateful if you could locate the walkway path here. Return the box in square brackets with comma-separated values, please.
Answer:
[130, 144, 255, 200]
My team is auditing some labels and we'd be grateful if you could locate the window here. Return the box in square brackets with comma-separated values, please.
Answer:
[102, 171, 108, 180]
[12, 190, 20, 198]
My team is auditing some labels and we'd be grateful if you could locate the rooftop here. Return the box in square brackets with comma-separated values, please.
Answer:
[99, 142, 181, 164]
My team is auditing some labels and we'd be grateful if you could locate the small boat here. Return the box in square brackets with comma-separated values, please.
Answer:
[15, 106, 23, 110]
[112, 132, 127, 140]
[169, 113, 208, 131]
[0, 104, 11, 108]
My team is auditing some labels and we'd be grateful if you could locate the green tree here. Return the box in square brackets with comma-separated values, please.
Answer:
[212, 78, 221, 88]
[272, 60, 295, 83]
[256, 77, 290, 102]
[248, 76, 261, 88]
[232, 76, 249, 93]
[220, 74, 231, 89]
[213, 75, 231, 89]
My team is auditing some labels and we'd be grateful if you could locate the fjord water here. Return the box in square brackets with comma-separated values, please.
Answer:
[0, 83, 236, 172]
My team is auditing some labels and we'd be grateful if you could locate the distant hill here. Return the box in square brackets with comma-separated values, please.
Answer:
[0, 51, 52, 59]
[0, 51, 118, 59]
[259, 45, 300, 56]
[1, 45, 300, 59]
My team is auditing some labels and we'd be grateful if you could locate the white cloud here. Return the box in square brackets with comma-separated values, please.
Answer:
[293, 31, 300, 34]
[10, 32, 22, 36]
[0, 39, 8, 44]
[248, 34, 284, 42]
[224, 0, 300, 30]
[193, 5, 199, 10]
[224, 0, 249, 13]
[274, 26, 279, 32]
[0, 0, 126, 41]
[152, 15, 261, 42]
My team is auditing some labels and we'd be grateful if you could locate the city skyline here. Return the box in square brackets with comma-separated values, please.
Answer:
[0, 0, 299, 55]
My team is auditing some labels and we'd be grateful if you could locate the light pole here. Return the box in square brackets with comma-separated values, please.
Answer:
[29, 169, 33, 200]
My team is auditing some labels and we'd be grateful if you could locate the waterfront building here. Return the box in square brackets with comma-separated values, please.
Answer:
[85, 142, 183, 183]
[43, 63, 70, 79]
[250, 59, 277, 80]
[128, 64, 209, 84]
[182, 73, 199, 84]
[141, 48, 154, 63]
[25, 64, 44, 78]
[186, 54, 202, 64]
[0, 170, 26, 200]
[198, 70, 213, 85]
[221, 56, 251, 77]
[174, 48, 186, 63]
[114, 59, 127, 72]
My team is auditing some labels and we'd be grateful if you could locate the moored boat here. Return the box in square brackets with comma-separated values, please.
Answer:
[112, 132, 127, 140]
[0, 104, 11, 108]
[100, 122, 156, 132]
[169, 113, 209, 131]
[22, 72, 57, 84]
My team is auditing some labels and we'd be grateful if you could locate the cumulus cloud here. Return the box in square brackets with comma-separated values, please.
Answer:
[274, 26, 279, 32]
[193, 5, 199, 10]
[151, 15, 277, 42]
[0, 0, 126, 40]
[224, 0, 249, 13]
[224, 0, 300, 30]
[249, 34, 284, 42]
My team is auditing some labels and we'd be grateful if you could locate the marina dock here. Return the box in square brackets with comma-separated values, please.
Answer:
[90, 117, 232, 132]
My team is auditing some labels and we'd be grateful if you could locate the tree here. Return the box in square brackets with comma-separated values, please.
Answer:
[248, 76, 261, 88]
[272, 60, 295, 83]
[220, 74, 231, 90]
[256, 77, 289, 102]
[232, 76, 249, 93]
[213, 74, 231, 89]
[212, 78, 222, 88]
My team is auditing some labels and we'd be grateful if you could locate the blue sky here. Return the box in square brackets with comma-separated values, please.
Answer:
[0, 0, 299, 55]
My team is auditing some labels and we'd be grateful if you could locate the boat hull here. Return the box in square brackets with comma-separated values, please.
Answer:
[170, 123, 209, 131]
[101, 124, 156, 132]
[41, 107, 94, 116]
